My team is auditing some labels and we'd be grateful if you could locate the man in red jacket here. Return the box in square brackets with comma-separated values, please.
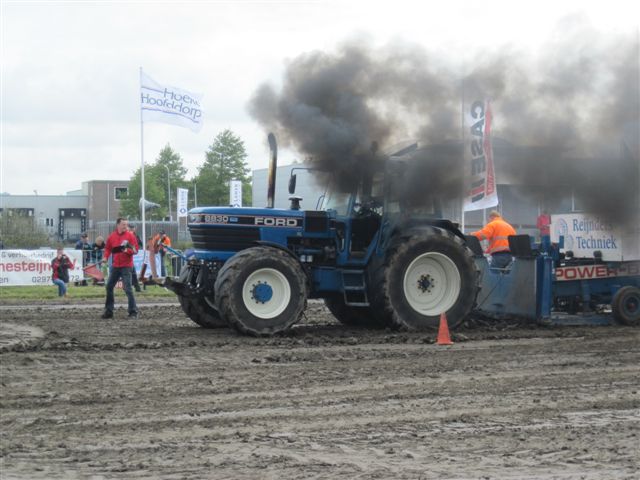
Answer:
[101, 218, 139, 319]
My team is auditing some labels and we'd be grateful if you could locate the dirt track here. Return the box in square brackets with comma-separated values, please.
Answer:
[1, 302, 639, 479]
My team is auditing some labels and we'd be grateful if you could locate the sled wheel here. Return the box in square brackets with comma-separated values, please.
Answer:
[612, 286, 640, 326]
[370, 227, 479, 330]
[215, 246, 308, 336]
[324, 295, 385, 328]
[178, 295, 228, 329]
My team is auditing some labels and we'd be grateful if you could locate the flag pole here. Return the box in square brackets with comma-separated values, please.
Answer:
[139, 67, 147, 261]
[460, 74, 466, 233]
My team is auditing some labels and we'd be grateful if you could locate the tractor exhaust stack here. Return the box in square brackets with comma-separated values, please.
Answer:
[267, 133, 277, 208]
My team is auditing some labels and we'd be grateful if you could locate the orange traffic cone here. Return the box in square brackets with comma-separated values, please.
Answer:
[436, 312, 454, 345]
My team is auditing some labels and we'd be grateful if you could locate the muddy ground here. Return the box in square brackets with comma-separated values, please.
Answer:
[0, 301, 638, 479]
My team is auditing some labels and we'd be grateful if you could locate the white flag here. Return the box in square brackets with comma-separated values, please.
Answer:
[229, 180, 242, 207]
[140, 71, 204, 133]
[463, 99, 498, 212]
[177, 188, 189, 217]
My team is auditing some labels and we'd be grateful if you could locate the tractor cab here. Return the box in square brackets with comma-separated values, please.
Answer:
[299, 150, 446, 265]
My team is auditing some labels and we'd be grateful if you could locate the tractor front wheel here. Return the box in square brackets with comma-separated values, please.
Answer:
[178, 295, 228, 329]
[214, 247, 308, 336]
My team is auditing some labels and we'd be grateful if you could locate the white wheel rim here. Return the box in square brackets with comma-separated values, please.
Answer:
[403, 252, 461, 316]
[242, 268, 291, 319]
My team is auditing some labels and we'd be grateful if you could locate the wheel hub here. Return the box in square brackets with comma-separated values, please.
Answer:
[252, 281, 274, 304]
[417, 274, 434, 293]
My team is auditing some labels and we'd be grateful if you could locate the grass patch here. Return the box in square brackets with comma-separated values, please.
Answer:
[0, 284, 175, 301]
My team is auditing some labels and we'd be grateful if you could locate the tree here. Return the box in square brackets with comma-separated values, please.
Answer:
[120, 144, 189, 219]
[194, 130, 252, 206]
[0, 214, 48, 249]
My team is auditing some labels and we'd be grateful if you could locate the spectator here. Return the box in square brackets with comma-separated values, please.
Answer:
[75, 233, 91, 286]
[152, 230, 171, 277]
[536, 210, 551, 238]
[140, 236, 159, 281]
[51, 247, 73, 298]
[89, 236, 106, 285]
[101, 218, 139, 319]
[91, 236, 105, 263]
[75, 233, 91, 257]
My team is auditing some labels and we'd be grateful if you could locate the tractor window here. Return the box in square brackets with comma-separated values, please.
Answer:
[323, 190, 350, 216]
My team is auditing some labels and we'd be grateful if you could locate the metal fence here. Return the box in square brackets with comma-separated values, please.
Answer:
[93, 221, 188, 247]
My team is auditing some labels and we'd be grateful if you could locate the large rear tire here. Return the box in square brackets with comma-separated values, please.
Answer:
[612, 286, 640, 326]
[324, 295, 386, 328]
[369, 227, 479, 330]
[215, 247, 308, 336]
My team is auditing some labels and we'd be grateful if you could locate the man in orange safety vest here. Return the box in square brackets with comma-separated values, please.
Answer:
[472, 210, 517, 269]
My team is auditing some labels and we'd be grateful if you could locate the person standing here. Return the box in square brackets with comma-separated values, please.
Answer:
[536, 211, 551, 237]
[128, 225, 143, 292]
[90, 236, 106, 285]
[91, 236, 105, 263]
[75, 233, 91, 286]
[101, 218, 139, 319]
[51, 247, 73, 298]
[471, 210, 517, 269]
[152, 230, 172, 277]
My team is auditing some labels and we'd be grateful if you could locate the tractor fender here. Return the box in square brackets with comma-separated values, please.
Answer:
[255, 240, 312, 286]
[390, 219, 465, 242]
[379, 224, 463, 257]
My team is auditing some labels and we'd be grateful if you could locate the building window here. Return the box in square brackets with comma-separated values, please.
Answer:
[114, 187, 128, 200]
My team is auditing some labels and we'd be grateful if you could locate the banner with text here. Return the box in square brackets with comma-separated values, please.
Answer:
[463, 99, 499, 212]
[0, 249, 84, 287]
[551, 213, 640, 262]
[177, 187, 189, 218]
[230, 180, 242, 207]
[140, 71, 204, 132]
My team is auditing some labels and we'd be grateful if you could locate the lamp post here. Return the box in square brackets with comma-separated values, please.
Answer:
[163, 165, 172, 222]
[193, 181, 198, 207]
[33, 190, 39, 227]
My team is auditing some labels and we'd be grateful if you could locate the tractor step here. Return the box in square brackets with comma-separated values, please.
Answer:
[341, 270, 369, 307]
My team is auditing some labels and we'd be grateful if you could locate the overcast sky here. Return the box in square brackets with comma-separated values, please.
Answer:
[1, 0, 638, 196]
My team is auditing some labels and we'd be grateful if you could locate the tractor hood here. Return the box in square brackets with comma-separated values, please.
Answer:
[188, 206, 305, 228]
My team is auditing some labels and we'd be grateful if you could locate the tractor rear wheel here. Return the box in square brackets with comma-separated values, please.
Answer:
[369, 227, 479, 330]
[324, 295, 385, 328]
[214, 246, 308, 336]
[178, 295, 228, 329]
[612, 286, 640, 326]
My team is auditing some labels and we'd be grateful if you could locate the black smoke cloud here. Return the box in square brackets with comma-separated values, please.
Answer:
[249, 18, 639, 223]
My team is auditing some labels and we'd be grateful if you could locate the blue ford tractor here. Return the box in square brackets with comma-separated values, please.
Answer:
[166, 135, 480, 335]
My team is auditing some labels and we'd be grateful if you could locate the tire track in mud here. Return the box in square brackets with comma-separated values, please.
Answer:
[1, 305, 639, 479]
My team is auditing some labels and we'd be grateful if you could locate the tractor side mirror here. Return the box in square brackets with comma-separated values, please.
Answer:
[288, 174, 297, 194]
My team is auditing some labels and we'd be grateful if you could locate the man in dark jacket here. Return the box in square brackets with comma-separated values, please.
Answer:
[75, 233, 91, 286]
[51, 247, 73, 298]
[101, 218, 139, 319]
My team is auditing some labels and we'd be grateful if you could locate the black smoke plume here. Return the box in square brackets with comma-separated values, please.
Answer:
[249, 17, 639, 223]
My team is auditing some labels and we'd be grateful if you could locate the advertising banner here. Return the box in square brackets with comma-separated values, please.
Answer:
[0, 249, 84, 287]
[177, 187, 189, 218]
[551, 213, 640, 262]
[463, 99, 499, 212]
[230, 180, 242, 207]
[134, 251, 162, 279]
